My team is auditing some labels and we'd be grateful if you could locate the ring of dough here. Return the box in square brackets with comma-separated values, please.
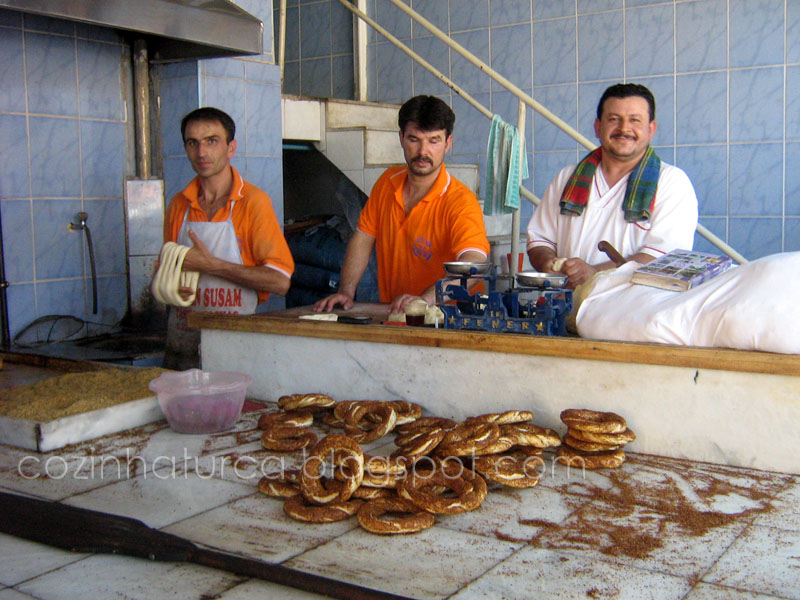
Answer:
[151, 242, 199, 307]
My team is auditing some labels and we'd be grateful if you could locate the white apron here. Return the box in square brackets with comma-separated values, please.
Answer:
[163, 201, 258, 370]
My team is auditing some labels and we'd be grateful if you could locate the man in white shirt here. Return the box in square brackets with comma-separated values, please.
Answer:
[526, 83, 698, 288]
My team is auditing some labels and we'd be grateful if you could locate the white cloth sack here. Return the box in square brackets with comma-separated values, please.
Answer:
[575, 251, 800, 354]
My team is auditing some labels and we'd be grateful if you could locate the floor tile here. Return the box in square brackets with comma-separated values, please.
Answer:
[196, 441, 310, 487]
[218, 578, 331, 599]
[686, 582, 794, 599]
[15, 554, 245, 600]
[532, 495, 750, 579]
[750, 476, 800, 532]
[436, 483, 586, 540]
[284, 525, 522, 600]
[0, 532, 86, 587]
[163, 492, 359, 563]
[703, 525, 800, 599]
[62, 468, 254, 528]
[0, 411, 267, 502]
[0, 588, 40, 599]
[450, 546, 692, 599]
[536, 449, 635, 497]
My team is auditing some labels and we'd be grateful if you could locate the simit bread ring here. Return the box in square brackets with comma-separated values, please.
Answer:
[278, 393, 336, 411]
[467, 410, 534, 425]
[343, 401, 397, 443]
[364, 454, 409, 476]
[332, 400, 359, 422]
[352, 486, 395, 500]
[357, 497, 436, 535]
[555, 445, 626, 470]
[300, 434, 364, 504]
[500, 423, 561, 448]
[568, 427, 636, 446]
[260, 426, 317, 452]
[392, 427, 446, 460]
[560, 409, 627, 434]
[472, 454, 540, 488]
[258, 409, 314, 430]
[366, 400, 423, 426]
[395, 417, 456, 435]
[435, 421, 500, 457]
[398, 467, 488, 514]
[258, 476, 299, 498]
[563, 433, 620, 453]
[283, 493, 362, 523]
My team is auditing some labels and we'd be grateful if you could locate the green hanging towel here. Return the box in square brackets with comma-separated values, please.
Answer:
[484, 114, 529, 215]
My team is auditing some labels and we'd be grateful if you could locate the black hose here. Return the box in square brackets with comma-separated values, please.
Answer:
[83, 222, 98, 315]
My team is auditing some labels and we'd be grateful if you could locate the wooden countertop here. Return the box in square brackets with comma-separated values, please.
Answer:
[189, 304, 800, 377]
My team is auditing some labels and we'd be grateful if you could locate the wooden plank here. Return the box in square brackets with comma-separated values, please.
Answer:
[189, 312, 800, 377]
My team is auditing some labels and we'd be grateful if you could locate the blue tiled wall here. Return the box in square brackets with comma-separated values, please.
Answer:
[276, 0, 355, 99]
[291, 0, 800, 260]
[0, 10, 132, 342]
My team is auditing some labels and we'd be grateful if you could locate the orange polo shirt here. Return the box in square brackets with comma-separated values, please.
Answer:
[358, 164, 489, 302]
[164, 166, 294, 304]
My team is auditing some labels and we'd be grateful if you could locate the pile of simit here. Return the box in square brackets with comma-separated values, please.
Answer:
[256, 394, 628, 535]
[557, 408, 636, 468]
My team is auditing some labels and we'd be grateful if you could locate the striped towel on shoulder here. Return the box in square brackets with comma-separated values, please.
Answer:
[559, 146, 661, 223]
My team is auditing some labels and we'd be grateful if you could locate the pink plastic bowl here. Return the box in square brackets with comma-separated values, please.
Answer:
[148, 369, 253, 434]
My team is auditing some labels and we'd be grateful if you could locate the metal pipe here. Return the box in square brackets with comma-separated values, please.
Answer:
[354, 0, 368, 102]
[133, 39, 150, 179]
[335, 0, 492, 120]
[278, 0, 287, 84]
[383, 0, 596, 150]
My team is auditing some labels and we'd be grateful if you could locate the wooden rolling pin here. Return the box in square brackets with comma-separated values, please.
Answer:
[598, 240, 627, 267]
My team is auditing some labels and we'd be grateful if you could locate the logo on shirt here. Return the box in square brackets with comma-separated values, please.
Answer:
[412, 237, 433, 261]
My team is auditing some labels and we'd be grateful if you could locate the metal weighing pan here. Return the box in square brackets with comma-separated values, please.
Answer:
[443, 261, 493, 275]
[515, 271, 568, 288]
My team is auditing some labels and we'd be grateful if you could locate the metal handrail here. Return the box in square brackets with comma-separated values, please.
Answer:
[332, 0, 747, 264]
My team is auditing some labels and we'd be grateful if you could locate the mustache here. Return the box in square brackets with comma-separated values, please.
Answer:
[411, 155, 433, 164]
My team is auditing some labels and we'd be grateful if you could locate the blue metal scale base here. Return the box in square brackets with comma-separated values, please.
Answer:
[435, 270, 572, 336]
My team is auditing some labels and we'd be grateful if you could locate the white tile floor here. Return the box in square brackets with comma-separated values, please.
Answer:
[1, 404, 798, 600]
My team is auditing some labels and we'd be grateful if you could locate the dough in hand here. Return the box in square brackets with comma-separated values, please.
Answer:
[552, 257, 567, 272]
[424, 304, 445, 325]
[151, 242, 200, 307]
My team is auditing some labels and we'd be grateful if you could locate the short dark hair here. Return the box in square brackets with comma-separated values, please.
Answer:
[181, 107, 236, 143]
[596, 83, 656, 122]
[398, 95, 455, 137]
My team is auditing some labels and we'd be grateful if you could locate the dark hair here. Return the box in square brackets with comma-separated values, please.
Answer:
[181, 107, 236, 143]
[596, 83, 656, 122]
[398, 95, 456, 137]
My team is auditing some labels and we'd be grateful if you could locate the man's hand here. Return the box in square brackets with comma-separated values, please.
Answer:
[314, 292, 355, 312]
[560, 258, 597, 288]
[181, 230, 216, 272]
[177, 286, 195, 302]
[389, 294, 426, 315]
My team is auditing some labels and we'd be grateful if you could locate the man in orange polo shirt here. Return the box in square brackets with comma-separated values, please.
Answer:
[314, 95, 489, 315]
[156, 107, 294, 369]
